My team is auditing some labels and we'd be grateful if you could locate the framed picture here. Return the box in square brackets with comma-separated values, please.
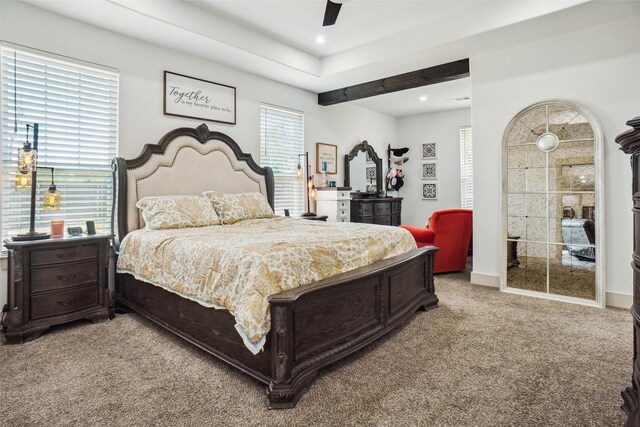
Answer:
[422, 183, 437, 200]
[366, 152, 374, 164]
[422, 162, 437, 179]
[366, 166, 377, 181]
[164, 71, 236, 125]
[422, 142, 437, 159]
[316, 142, 338, 174]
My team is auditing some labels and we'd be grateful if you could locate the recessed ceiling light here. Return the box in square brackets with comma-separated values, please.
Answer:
[419, 96, 428, 102]
[316, 35, 326, 44]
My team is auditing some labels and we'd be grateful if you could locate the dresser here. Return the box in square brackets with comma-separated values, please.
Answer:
[350, 197, 402, 226]
[315, 187, 351, 223]
[2, 235, 112, 344]
[618, 117, 640, 427]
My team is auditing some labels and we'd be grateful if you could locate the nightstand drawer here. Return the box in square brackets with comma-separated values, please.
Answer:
[31, 285, 98, 320]
[31, 260, 98, 293]
[31, 244, 97, 266]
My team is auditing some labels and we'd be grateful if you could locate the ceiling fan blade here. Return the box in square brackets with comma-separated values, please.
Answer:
[323, 0, 342, 26]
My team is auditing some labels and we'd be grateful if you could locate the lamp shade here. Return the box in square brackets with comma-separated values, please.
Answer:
[43, 185, 61, 211]
[18, 146, 36, 173]
[14, 172, 32, 191]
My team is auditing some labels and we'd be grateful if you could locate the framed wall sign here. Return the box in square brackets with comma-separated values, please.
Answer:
[316, 142, 338, 174]
[422, 183, 438, 200]
[422, 162, 437, 179]
[422, 142, 437, 159]
[164, 71, 236, 125]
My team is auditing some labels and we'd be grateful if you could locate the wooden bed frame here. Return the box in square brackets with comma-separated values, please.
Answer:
[111, 124, 438, 408]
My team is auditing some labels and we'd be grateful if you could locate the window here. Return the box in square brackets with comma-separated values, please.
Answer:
[1, 44, 119, 243]
[460, 126, 473, 209]
[259, 104, 304, 216]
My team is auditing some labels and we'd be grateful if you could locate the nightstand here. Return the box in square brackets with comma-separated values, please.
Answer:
[2, 235, 112, 344]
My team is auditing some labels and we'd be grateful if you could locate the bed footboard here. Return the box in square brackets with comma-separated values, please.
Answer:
[115, 246, 437, 409]
[266, 246, 438, 409]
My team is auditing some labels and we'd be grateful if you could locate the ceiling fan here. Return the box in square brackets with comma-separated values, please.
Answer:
[323, 0, 350, 26]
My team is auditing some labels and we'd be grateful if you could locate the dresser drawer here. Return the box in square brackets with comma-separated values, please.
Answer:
[374, 203, 391, 215]
[338, 217, 349, 223]
[337, 200, 349, 210]
[31, 260, 98, 293]
[361, 203, 373, 216]
[31, 285, 98, 320]
[31, 244, 97, 267]
[337, 191, 350, 200]
[374, 216, 392, 225]
[338, 208, 350, 218]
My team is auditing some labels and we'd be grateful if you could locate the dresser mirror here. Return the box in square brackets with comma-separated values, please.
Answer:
[502, 100, 603, 307]
[344, 141, 382, 195]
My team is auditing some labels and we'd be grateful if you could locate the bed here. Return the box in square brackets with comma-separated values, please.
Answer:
[112, 123, 438, 408]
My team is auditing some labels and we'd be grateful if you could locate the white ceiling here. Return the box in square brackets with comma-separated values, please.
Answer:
[22, 0, 640, 117]
[187, 0, 477, 58]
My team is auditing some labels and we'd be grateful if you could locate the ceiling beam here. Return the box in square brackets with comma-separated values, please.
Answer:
[317, 59, 470, 106]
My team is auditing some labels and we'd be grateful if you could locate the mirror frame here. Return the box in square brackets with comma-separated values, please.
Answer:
[344, 140, 383, 192]
[500, 99, 604, 308]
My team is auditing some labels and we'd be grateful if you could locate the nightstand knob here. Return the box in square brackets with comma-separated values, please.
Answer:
[57, 252, 76, 260]
[56, 274, 77, 281]
[56, 299, 76, 307]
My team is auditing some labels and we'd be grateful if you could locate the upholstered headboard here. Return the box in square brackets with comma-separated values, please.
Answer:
[111, 124, 274, 248]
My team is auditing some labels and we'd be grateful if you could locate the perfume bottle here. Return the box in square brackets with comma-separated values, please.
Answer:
[320, 161, 328, 187]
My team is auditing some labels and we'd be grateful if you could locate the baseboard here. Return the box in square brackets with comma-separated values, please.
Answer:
[470, 271, 500, 288]
[469, 270, 631, 309]
[606, 291, 632, 309]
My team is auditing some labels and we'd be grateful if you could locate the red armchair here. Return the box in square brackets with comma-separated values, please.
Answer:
[400, 209, 472, 273]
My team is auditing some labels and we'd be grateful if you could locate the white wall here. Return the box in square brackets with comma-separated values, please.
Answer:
[317, 103, 397, 189]
[397, 108, 471, 227]
[0, 1, 397, 308]
[471, 13, 640, 301]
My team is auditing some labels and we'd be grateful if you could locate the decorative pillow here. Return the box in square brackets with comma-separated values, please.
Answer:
[203, 191, 275, 224]
[136, 195, 221, 230]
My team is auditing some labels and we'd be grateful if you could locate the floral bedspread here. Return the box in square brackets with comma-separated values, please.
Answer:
[116, 217, 416, 353]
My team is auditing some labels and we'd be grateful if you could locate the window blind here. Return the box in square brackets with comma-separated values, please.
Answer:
[259, 104, 304, 216]
[460, 126, 473, 209]
[1, 45, 119, 243]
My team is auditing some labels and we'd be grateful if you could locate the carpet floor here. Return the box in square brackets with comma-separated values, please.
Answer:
[0, 269, 632, 427]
